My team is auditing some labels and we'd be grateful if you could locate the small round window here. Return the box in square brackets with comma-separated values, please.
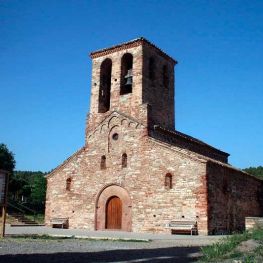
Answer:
[112, 133, 119, 140]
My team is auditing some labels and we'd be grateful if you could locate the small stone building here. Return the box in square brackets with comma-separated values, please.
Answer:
[45, 38, 263, 235]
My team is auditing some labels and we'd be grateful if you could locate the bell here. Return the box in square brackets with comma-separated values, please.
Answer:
[125, 76, 132, 86]
[124, 69, 133, 86]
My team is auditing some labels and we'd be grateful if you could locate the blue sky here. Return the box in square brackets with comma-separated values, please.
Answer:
[1, 0, 262, 171]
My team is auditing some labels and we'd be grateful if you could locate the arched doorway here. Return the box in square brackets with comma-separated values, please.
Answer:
[106, 196, 122, 229]
[95, 184, 132, 231]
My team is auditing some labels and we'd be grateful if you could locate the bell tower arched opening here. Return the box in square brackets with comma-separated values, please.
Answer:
[98, 58, 112, 113]
[120, 53, 133, 95]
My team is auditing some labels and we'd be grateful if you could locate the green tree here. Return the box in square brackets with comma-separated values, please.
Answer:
[243, 166, 263, 179]
[31, 174, 46, 206]
[0, 143, 15, 172]
[9, 171, 47, 212]
[8, 171, 29, 201]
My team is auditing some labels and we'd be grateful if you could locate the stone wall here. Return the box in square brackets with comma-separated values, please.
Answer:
[143, 138, 208, 234]
[86, 39, 176, 142]
[207, 161, 263, 234]
[142, 42, 175, 130]
[45, 38, 263, 236]
[87, 45, 143, 133]
[45, 112, 209, 234]
[245, 217, 263, 231]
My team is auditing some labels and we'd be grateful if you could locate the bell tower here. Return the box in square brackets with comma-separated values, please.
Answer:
[86, 38, 177, 138]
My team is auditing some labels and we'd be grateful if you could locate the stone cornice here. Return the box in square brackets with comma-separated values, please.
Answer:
[90, 37, 177, 64]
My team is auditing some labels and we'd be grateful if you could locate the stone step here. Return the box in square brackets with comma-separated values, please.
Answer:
[8, 212, 39, 226]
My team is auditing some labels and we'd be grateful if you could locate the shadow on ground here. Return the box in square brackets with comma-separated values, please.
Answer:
[0, 246, 201, 262]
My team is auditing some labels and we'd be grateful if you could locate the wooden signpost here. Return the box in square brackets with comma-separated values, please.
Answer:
[0, 170, 9, 238]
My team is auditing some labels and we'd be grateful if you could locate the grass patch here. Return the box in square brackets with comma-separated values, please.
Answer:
[200, 229, 263, 262]
[9, 234, 74, 240]
[4, 234, 150, 243]
[250, 228, 263, 241]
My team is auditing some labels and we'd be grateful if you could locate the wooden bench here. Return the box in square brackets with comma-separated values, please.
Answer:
[50, 217, 69, 229]
[166, 220, 198, 235]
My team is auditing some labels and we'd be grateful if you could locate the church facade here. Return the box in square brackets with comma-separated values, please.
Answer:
[45, 38, 263, 235]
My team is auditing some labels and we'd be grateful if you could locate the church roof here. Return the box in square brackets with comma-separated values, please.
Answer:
[90, 37, 177, 64]
[152, 125, 230, 163]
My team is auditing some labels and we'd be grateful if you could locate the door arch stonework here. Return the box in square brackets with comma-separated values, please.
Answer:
[95, 184, 132, 231]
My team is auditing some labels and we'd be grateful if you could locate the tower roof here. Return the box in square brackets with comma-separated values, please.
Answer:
[90, 37, 177, 64]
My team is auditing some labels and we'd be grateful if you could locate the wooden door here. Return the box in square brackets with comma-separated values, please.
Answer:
[106, 196, 122, 229]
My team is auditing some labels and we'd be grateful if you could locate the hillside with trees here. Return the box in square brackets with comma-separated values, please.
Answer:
[243, 166, 263, 180]
[1, 143, 47, 213]
[9, 171, 47, 212]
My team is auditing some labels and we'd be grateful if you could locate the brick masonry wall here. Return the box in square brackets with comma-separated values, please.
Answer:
[45, 112, 209, 234]
[142, 42, 175, 130]
[86, 41, 176, 141]
[207, 161, 263, 234]
[87, 45, 144, 137]
[46, 39, 263, 235]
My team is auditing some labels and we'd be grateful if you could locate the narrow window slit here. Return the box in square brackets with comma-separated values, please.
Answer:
[122, 153, 127, 168]
[101, 155, 106, 170]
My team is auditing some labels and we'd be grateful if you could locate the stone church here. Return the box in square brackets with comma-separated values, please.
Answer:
[45, 38, 263, 235]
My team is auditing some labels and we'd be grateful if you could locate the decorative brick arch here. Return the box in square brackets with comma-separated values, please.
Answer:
[108, 125, 121, 153]
[95, 184, 132, 231]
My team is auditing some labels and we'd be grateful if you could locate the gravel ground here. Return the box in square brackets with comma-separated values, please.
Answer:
[0, 238, 204, 263]
[1, 226, 223, 262]
[5, 225, 223, 242]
